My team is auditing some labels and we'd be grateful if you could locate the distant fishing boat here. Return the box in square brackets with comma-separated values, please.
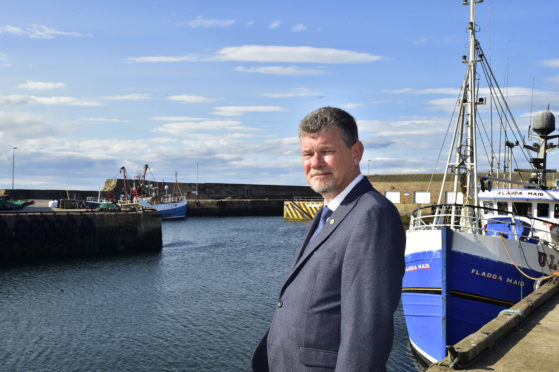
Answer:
[0, 198, 34, 210]
[138, 196, 187, 220]
[401, 1, 559, 364]
[120, 166, 187, 221]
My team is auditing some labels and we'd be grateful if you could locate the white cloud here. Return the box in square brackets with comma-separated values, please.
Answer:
[0, 94, 100, 106]
[101, 93, 150, 100]
[81, 118, 127, 123]
[0, 53, 10, 67]
[427, 87, 559, 111]
[518, 110, 558, 119]
[216, 45, 381, 63]
[152, 116, 206, 122]
[125, 55, 201, 63]
[168, 94, 219, 103]
[542, 58, 559, 68]
[0, 25, 25, 36]
[185, 16, 235, 28]
[153, 120, 249, 135]
[18, 80, 66, 90]
[382, 87, 460, 95]
[269, 21, 280, 29]
[382, 88, 413, 94]
[235, 65, 327, 76]
[0, 24, 91, 39]
[213, 105, 285, 116]
[342, 103, 364, 109]
[127, 45, 382, 64]
[262, 87, 320, 98]
[291, 24, 307, 32]
[0, 111, 53, 138]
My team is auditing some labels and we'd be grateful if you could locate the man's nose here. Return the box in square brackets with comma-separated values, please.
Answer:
[310, 153, 324, 168]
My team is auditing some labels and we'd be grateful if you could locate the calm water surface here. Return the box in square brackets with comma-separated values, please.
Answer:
[0, 216, 426, 371]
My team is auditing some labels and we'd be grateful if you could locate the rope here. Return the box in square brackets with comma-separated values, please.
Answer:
[430, 356, 452, 367]
[500, 235, 559, 281]
[498, 309, 524, 319]
[448, 354, 461, 369]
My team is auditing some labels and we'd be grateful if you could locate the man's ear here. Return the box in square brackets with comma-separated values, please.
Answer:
[352, 141, 364, 166]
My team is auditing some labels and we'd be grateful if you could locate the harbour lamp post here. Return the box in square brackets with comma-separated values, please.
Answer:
[11, 147, 17, 196]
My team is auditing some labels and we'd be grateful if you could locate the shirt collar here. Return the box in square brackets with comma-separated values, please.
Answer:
[324, 174, 364, 212]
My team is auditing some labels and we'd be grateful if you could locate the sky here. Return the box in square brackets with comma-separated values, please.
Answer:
[1, 0, 558, 190]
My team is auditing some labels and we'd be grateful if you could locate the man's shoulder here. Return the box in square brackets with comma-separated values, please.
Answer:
[359, 183, 392, 205]
[342, 177, 397, 212]
[356, 185, 400, 217]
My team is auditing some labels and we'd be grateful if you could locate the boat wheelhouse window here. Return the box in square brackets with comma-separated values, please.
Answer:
[497, 202, 508, 214]
[537, 203, 549, 218]
[512, 202, 532, 217]
[483, 201, 494, 214]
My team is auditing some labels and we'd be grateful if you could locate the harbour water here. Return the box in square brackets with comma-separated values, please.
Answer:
[1, 216, 426, 371]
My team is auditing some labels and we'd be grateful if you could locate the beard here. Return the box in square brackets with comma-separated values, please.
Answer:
[307, 171, 336, 195]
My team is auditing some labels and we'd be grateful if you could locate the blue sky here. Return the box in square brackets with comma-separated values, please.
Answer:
[1, 0, 558, 190]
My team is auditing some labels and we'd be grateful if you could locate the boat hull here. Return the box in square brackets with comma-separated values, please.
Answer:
[402, 228, 553, 363]
[138, 199, 187, 220]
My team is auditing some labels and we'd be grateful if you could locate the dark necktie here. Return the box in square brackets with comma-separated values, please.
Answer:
[311, 206, 333, 241]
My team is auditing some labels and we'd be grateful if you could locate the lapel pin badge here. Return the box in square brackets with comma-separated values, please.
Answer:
[329, 219, 334, 224]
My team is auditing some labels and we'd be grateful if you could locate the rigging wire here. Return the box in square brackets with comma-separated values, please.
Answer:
[425, 75, 467, 201]
[477, 47, 534, 171]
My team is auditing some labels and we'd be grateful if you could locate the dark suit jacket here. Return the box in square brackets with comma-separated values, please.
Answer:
[253, 177, 405, 371]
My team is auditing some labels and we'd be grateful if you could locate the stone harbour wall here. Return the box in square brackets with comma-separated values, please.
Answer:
[0, 210, 162, 262]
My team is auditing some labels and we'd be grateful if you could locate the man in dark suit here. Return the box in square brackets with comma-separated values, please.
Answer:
[252, 106, 405, 371]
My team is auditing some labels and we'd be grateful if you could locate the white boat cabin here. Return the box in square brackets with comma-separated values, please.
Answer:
[478, 188, 559, 246]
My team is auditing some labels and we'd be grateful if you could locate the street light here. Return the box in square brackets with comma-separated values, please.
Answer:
[12, 147, 17, 196]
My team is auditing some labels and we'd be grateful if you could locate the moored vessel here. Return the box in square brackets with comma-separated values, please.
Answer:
[118, 165, 188, 220]
[401, 0, 559, 363]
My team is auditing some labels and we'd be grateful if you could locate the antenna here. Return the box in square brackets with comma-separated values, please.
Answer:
[528, 77, 535, 140]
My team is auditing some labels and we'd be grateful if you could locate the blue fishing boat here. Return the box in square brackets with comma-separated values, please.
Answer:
[402, 1, 558, 363]
[137, 171, 187, 220]
[138, 196, 187, 220]
[118, 165, 188, 220]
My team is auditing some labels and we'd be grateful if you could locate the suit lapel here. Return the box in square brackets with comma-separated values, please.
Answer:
[281, 178, 373, 296]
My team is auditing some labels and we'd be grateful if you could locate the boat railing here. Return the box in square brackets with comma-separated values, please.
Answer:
[409, 203, 559, 248]
[163, 195, 187, 203]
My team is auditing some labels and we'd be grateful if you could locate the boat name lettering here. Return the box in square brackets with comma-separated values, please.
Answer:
[505, 277, 525, 287]
[496, 191, 544, 197]
[470, 268, 525, 287]
[405, 263, 431, 272]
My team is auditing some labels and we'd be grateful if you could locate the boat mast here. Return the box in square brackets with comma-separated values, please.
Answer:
[465, 0, 480, 208]
[437, 0, 483, 230]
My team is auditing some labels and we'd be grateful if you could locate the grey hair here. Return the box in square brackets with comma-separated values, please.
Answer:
[298, 106, 359, 147]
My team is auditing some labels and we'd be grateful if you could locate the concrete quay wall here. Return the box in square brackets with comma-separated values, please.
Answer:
[189, 199, 284, 216]
[0, 210, 162, 263]
[1, 183, 318, 217]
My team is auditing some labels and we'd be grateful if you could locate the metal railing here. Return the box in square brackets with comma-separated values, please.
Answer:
[409, 203, 559, 249]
